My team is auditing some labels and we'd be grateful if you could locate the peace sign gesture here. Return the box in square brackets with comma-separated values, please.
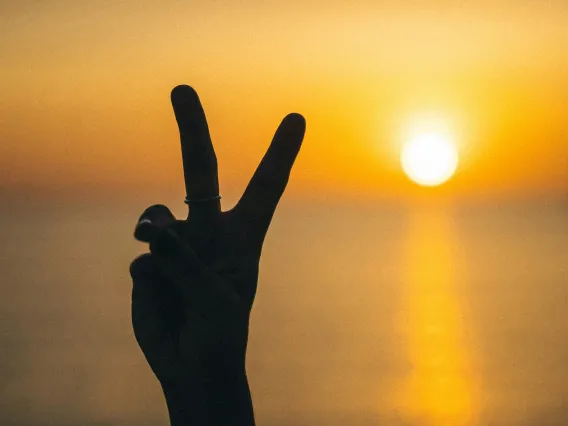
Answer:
[129, 85, 305, 426]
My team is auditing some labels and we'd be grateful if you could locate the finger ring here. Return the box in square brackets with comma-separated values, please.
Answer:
[184, 195, 222, 205]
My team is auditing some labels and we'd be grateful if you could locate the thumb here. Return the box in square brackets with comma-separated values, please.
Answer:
[134, 204, 176, 242]
[149, 228, 216, 296]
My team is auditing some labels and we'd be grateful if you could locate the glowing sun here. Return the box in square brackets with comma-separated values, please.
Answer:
[401, 132, 459, 186]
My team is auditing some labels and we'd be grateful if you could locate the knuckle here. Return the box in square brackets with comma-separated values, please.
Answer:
[129, 253, 155, 279]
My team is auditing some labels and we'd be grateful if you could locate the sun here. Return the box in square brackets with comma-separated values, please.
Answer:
[401, 132, 459, 187]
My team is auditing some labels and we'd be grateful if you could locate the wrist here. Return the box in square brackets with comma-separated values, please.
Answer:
[162, 368, 255, 426]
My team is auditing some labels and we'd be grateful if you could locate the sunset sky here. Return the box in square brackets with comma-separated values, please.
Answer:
[2, 0, 568, 202]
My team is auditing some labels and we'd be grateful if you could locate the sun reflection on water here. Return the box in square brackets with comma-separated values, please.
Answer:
[397, 209, 477, 426]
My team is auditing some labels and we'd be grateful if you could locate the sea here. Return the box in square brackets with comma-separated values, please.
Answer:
[1, 196, 567, 426]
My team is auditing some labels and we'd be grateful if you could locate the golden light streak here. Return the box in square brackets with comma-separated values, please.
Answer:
[397, 210, 477, 425]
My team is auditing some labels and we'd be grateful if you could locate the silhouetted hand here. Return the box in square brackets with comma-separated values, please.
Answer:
[129, 85, 306, 426]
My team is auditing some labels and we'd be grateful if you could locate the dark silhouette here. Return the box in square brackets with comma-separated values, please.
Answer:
[130, 85, 306, 426]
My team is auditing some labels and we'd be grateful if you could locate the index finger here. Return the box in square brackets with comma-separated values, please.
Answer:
[236, 113, 306, 222]
[171, 85, 221, 216]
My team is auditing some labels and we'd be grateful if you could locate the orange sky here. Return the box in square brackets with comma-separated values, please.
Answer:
[2, 1, 568, 202]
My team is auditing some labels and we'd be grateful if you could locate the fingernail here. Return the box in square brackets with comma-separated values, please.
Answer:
[137, 218, 152, 227]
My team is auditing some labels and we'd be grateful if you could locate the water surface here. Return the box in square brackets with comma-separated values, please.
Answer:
[1, 199, 566, 425]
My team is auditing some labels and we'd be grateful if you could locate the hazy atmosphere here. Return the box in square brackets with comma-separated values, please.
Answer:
[1, 1, 568, 425]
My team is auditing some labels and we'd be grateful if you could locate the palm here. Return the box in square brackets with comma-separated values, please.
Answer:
[130, 85, 305, 387]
